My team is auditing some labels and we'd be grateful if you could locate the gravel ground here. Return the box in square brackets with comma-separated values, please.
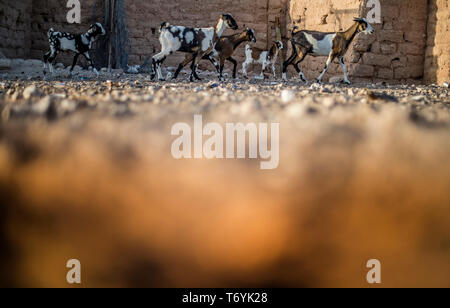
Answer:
[0, 64, 449, 287]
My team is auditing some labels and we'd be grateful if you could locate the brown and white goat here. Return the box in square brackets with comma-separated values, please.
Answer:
[242, 41, 283, 79]
[206, 28, 256, 80]
[282, 18, 374, 84]
[151, 14, 238, 82]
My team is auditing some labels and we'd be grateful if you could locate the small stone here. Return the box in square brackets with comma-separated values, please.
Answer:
[33, 96, 52, 114]
[285, 103, 303, 117]
[310, 83, 321, 90]
[60, 99, 77, 114]
[443, 82, 449, 88]
[322, 97, 337, 107]
[112, 69, 124, 75]
[411, 95, 426, 102]
[22, 85, 41, 100]
[281, 90, 295, 103]
[232, 98, 261, 116]
[329, 76, 344, 84]
[208, 82, 219, 88]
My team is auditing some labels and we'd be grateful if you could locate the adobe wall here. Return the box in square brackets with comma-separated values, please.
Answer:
[424, 0, 450, 84]
[0, 0, 448, 84]
[0, 0, 33, 59]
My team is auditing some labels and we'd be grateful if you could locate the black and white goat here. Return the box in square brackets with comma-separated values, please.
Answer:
[242, 41, 283, 79]
[282, 18, 374, 84]
[44, 23, 106, 76]
[151, 14, 238, 82]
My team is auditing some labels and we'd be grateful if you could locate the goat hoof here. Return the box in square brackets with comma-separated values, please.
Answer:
[344, 81, 351, 85]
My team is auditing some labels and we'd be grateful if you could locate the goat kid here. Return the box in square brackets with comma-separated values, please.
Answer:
[282, 18, 374, 84]
[242, 41, 283, 79]
[44, 23, 106, 76]
[152, 14, 238, 82]
[205, 28, 256, 81]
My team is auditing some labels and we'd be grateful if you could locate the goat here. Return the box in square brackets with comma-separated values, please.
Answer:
[282, 18, 374, 84]
[242, 41, 283, 79]
[207, 28, 257, 80]
[151, 14, 238, 82]
[174, 28, 256, 81]
[44, 23, 106, 76]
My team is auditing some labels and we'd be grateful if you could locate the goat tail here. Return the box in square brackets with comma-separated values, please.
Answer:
[291, 25, 300, 36]
[47, 28, 55, 38]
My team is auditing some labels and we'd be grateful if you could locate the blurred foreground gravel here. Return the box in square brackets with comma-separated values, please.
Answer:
[0, 68, 449, 287]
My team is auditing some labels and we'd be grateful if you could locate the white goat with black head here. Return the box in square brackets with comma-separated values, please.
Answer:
[44, 23, 106, 76]
[151, 14, 238, 82]
[282, 18, 374, 84]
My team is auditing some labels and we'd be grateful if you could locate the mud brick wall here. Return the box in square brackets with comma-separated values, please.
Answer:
[125, 0, 273, 71]
[286, 0, 429, 83]
[0, 0, 448, 84]
[424, 0, 450, 85]
[0, 1, 33, 59]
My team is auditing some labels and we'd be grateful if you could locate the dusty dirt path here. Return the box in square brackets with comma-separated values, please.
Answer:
[0, 71, 449, 287]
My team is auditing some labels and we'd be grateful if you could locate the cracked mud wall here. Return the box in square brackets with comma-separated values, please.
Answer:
[424, 0, 450, 85]
[0, 0, 448, 84]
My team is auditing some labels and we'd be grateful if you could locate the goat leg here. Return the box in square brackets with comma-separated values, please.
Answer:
[339, 57, 351, 85]
[282, 52, 297, 81]
[43, 52, 51, 72]
[206, 54, 220, 75]
[173, 54, 195, 80]
[227, 57, 238, 79]
[70, 54, 80, 76]
[293, 52, 308, 83]
[317, 53, 336, 84]
[47, 51, 58, 75]
[191, 53, 203, 81]
[150, 58, 157, 80]
[218, 58, 226, 81]
[83, 52, 99, 77]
